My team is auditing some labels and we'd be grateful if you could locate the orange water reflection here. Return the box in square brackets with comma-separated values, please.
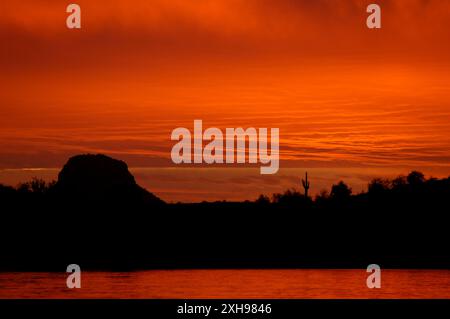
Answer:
[1, 270, 449, 299]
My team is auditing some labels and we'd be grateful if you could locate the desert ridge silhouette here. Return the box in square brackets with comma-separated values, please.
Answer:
[0, 153, 450, 270]
[0, 154, 166, 270]
[53, 154, 164, 208]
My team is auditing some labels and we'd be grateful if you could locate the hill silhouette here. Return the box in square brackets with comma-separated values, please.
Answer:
[1, 154, 449, 270]
[54, 154, 164, 207]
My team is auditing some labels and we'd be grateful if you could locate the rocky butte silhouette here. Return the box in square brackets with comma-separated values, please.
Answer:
[53, 154, 164, 208]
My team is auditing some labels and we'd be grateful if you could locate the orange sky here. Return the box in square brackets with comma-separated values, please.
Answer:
[1, 0, 450, 201]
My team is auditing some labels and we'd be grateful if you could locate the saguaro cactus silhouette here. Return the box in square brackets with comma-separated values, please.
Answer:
[302, 172, 310, 198]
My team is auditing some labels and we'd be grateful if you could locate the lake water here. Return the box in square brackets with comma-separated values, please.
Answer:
[1, 269, 449, 299]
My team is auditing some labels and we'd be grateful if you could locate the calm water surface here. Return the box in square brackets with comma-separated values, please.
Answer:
[1, 270, 449, 299]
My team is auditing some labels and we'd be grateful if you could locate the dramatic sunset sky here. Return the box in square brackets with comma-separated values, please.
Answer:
[1, 0, 449, 202]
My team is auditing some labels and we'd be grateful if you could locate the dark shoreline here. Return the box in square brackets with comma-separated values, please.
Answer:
[2, 155, 450, 272]
[2, 197, 449, 271]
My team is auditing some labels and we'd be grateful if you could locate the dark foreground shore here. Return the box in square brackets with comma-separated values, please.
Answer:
[1, 202, 449, 271]
[1, 155, 449, 271]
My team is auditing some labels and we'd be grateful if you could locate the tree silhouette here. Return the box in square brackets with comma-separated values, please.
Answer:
[330, 181, 352, 201]
[368, 178, 390, 200]
[407, 171, 425, 186]
[16, 178, 54, 194]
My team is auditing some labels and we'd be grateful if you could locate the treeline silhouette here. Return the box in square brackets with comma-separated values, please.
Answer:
[1, 154, 449, 270]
